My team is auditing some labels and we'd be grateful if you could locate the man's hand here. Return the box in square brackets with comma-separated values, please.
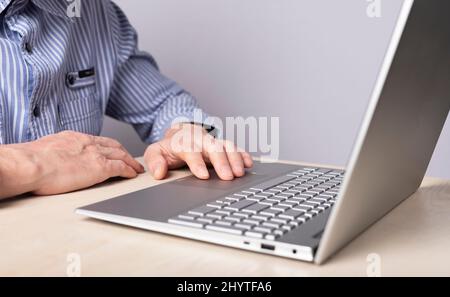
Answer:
[144, 123, 253, 181]
[0, 131, 144, 198]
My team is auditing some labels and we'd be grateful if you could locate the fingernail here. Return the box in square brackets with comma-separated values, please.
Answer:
[155, 166, 164, 178]
[150, 165, 158, 176]
[235, 167, 245, 176]
[198, 167, 209, 179]
[221, 167, 234, 179]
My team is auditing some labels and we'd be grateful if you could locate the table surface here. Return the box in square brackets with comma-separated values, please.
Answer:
[1, 158, 450, 277]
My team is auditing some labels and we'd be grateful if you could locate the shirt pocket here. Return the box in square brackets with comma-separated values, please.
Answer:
[58, 67, 103, 135]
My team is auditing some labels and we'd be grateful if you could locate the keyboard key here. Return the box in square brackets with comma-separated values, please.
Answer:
[226, 215, 243, 222]
[189, 206, 216, 216]
[254, 226, 274, 233]
[289, 220, 302, 227]
[295, 185, 313, 191]
[251, 214, 271, 221]
[321, 193, 338, 198]
[234, 212, 251, 218]
[254, 192, 274, 198]
[243, 218, 264, 225]
[206, 212, 226, 219]
[296, 194, 313, 200]
[276, 184, 294, 190]
[250, 175, 296, 192]
[309, 188, 325, 195]
[281, 224, 294, 231]
[307, 200, 322, 205]
[310, 209, 323, 215]
[304, 212, 317, 218]
[216, 199, 233, 206]
[291, 196, 308, 202]
[302, 202, 318, 208]
[265, 188, 283, 194]
[285, 199, 301, 205]
[303, 191, 318, 197]
[262, 221, 283, 229]
[215, 220, 234, 226]
[265, 234, 278, 241]
[207, 202, 224, 209]
[242, 203, 269, 214]
[225, 199, 256, 211]
[276, 192, 294, 199]
[285, 190, 300, 196]
[233, 192, 253, 198]
[206, 224, 245, 235]
[245, 231, 265, 238]
[197, 217, 216, 224]
[270, 196, 287, 202]
[242, 190, 259, 195]
[316, 185, 331, 191]
[247, 196, 266, 202]
[297, 215, 309, 223]
[225, 197, 239, 204]
[278, 201, 298, 207]
[270, 217, 290, 224]
[317, 205, 328, 211]
[292, 205, 310, 212]
[216, 209, 234, 215]
[271, 204, 291, 211]
[259, 199, 278, 206]
[235, 223, 253, 230]
[274, 229, 287, 236]
[178, 214, 197, 220]
[225, 195, 245, 201]
[169, 218, 206, 228]
[279, 209, 304, 220]
[260, 208, 282, 217]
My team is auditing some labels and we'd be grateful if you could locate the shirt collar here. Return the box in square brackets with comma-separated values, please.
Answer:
[0, 0, 71, 20]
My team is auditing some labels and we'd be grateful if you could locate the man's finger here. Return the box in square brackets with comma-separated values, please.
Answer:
[144, 144, 169, 180]
[204, 139, 234, 181]
[105, 159, 138, 179]
[93, 136, 124, 149]
[181, 152, 210, 180]
[223, 141, 245, 177]
[98, 146, 144, 174]
[93, 137, 144, 173]
[241, 151, 254, 168]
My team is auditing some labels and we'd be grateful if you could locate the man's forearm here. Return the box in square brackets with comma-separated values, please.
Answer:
[0, 145, 43, 199]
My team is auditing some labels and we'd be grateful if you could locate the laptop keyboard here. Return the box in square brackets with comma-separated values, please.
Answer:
[168, 167, 344, 241]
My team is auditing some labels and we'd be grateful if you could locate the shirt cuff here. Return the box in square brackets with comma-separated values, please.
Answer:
[146, 92, 217, 143]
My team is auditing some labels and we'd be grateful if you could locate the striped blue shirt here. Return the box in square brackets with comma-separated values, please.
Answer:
[0, 0, 202, 145]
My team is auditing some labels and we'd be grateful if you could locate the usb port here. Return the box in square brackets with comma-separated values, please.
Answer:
[261, 244, 275, 251]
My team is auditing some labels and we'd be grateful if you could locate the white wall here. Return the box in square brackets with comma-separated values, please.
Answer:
[102, 0, 450, 178]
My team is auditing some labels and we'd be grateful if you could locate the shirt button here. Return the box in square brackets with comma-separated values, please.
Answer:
[33, 106, 40, 117]
[25, 42, 33, 53]
[66, 74, 76, 86]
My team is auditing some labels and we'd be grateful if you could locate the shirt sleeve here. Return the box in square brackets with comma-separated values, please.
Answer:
[104, 0, 206, 144]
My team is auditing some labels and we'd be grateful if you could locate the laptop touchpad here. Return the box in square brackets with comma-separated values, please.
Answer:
[174, 170, 267, 191]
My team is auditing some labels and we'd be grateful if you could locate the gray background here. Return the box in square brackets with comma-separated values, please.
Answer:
[102, 0, 450, 178]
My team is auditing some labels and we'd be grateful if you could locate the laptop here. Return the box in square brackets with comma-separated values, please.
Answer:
[77, 0, 450, 264]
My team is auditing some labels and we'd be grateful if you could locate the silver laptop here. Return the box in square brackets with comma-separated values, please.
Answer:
[77, 0, 450, 264]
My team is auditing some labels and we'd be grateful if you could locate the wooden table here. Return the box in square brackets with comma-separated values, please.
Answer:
[1, 158, 450, 276]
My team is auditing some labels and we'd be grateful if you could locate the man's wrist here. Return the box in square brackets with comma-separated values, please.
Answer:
[0, 145, 45, 198]
[164, 122, 209, 138]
